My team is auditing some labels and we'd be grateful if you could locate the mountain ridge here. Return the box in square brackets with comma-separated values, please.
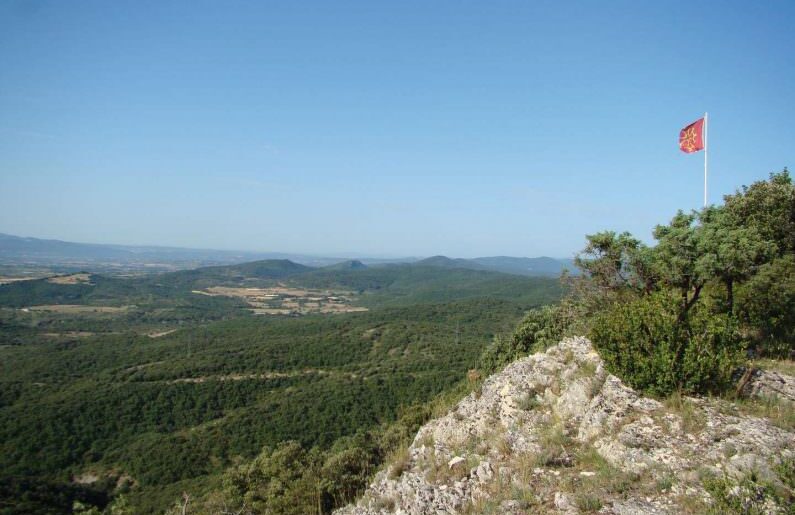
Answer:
[0, 232, 573, 277]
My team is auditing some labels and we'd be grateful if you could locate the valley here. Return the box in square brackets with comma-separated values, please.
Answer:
[0, 257, 561, 513]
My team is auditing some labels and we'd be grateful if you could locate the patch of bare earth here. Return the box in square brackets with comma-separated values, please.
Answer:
[148, 329, 177, 338]
[194, 284, 368, 315]
[46, 273, 92, 285]
[123, 361, 166, 372]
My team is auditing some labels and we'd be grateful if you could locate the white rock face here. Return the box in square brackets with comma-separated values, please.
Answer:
[336, 337, 795, 515]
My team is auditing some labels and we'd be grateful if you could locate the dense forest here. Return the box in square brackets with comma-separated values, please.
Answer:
[0, 261, 560, 513]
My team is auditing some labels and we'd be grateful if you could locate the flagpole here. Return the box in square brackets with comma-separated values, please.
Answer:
[704, 112, 708, 207]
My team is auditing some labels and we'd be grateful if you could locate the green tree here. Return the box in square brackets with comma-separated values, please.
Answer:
[696, 206, 774, 313]
[479, 305, 565, 374]
[736, 254, 795, 356]
[652, 211, 706, 320]
[574, 231, 656, 295]
[722, 169, 795, 255]
[222, 441, 322, 515]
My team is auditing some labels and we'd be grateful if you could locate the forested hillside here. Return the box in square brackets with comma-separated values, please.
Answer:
[0, 260, 561, 513]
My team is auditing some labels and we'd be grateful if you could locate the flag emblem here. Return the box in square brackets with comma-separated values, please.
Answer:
[679, 117, 705, 153]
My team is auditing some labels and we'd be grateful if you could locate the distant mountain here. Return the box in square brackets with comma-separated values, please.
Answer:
[415, 255, 488, 270]
[0, 232, 575, 278]
[471, 256, 576, 277]
[0, 233, 136, 260]
[0, 233, 355, 269]
[324, 260, 368, 271]
[223, 259, 314, 278]
[414, 255, 574, 277]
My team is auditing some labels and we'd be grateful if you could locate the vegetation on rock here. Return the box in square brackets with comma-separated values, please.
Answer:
[482, 170, 794, 396]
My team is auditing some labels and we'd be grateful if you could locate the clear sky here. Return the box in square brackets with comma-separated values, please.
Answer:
[1, 1, 793, 258]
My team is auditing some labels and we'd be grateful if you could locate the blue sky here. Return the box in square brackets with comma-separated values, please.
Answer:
[1, 1, 793, 258]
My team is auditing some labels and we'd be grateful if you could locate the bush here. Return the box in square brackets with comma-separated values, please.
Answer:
[589, 292, 744, 396]
[479, 305, 565, 374]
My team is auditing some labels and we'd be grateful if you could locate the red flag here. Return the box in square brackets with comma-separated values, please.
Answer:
[679, 117, 705, 153]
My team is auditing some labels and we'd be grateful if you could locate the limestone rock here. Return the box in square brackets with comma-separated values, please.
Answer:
[336, 337, 795, 515]
[742, 368, 795, 404]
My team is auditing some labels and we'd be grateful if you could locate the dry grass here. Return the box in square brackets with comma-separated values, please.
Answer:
[664, 392, 707, 434]
[574, 494, 602, 512]
[461, 475, 539, 514]
[372, 495, 396, 511]
[731, 395, 795, 431]
[387, 447, 410, 480]
[753, 358, 795, 377]
[533, 421, 574, 468]
[517, 393, 541, 411]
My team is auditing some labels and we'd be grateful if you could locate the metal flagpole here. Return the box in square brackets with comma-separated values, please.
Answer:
[704, 112, 708, 207]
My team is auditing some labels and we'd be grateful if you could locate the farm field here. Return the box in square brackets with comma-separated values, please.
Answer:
[194, 285, 368, 315]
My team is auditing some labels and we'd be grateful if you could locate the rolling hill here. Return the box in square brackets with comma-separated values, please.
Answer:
[0, 254, 563, 513]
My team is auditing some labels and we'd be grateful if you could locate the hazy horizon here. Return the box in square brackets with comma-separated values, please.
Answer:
[2, 2, 793, 257]
[0, 229, 576, 261]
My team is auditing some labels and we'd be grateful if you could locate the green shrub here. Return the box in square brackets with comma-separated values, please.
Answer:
[479, 305, 565, 374]
[589, 292, 744, 396]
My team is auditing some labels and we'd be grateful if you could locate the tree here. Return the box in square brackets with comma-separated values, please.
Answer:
[722, 169, 795, 255]
[696, 206, 774, 314]
[575, 231, 656, 294]
[736, 254, 795, 357]
[222, 441, 322, 515]
[652, 211, 705, 320]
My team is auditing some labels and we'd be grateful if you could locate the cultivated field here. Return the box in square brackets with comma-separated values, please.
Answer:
[46, 273, 92, 285]
[194, 285, 368, 315]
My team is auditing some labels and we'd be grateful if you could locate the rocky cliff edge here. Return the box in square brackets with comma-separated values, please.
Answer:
[337, 337, 795, 514]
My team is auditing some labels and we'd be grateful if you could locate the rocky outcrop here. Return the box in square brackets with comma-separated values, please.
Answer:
[337, 337, 795, 514]
[740, 368, 795, 405]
